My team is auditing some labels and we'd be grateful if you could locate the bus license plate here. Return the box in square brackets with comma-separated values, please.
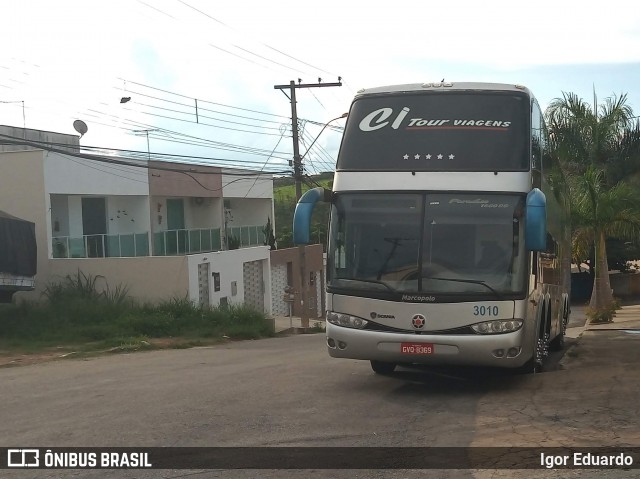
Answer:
[401, 343, 434, 355]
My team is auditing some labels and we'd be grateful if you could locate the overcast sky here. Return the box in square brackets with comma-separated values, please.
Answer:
[2, 0, 640, 174]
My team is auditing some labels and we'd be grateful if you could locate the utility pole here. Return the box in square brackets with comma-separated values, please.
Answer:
[274, 78, 342, 327]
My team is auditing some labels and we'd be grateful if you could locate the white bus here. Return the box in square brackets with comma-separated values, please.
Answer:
[294, 82, 570, 374]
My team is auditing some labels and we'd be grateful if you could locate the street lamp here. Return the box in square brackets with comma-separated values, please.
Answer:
[300, 112, 348, 161]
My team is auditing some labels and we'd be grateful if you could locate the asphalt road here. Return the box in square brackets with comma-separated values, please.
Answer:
[1, 323, 639, 479]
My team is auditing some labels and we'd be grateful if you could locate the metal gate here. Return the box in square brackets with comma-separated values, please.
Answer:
[197, 262, 210, 306]
[270, 263, 289, 316]
[243, 260, 264, 313]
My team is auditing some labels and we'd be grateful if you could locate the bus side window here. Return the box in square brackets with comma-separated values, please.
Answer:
[545, 232, 558, 256]
[531, 101, 543, 188]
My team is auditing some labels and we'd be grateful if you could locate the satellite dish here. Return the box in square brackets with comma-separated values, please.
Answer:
[73, 120, 88, 138]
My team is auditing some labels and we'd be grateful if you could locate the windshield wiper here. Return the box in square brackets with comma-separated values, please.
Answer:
[377, 237, 411, 280]
[428, 277, 504, 301]
[336, 278, 398, 293]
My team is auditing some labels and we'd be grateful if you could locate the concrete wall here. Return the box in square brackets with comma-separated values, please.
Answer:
[187, 247, 272, 313]
[224, 198, 273, 229]
[50, 195, 70, 236]
[149, 161, 222, 198]
[44, 152, 149, 196]
[222, 170, 273, 199]
[610, 272, 640, 298]
[106, 196, 151, 235]
[0, 125, 79, 153]
[48, 256, 189, 303]
[270, 245, 325, 318]
[151, 196, 222, 233]
[572, 271, 640, 302]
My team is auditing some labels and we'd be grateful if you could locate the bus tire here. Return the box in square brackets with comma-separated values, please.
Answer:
[370, 360, 396, 375]
[517, 356, 542, 374]
[516, 306, 546, 374]
[549, 332, 565, 352]
[549, 299, 567, 352]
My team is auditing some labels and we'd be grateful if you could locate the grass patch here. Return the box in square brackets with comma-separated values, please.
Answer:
[0, 272, 274, 357]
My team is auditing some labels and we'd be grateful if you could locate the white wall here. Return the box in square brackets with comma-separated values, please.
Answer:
[185, 197, 222, 229]
[187, 246, 272, 315]
[50, 195, 70, 236]
[106, 196, 150, 235]
[225, 198, 273, 228]
[44, 152, 149, 196]
[221, 170, 273, 199]
[152, 196, 222, 232]
[68, 196, 83, 237]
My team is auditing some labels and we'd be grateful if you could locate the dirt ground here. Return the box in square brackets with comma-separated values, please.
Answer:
[0, 337, 216, 367]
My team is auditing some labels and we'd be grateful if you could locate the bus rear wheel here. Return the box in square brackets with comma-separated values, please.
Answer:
[370, 360, 396, 375]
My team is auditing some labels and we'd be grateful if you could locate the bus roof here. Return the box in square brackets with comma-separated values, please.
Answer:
[354, 82, 532, 98]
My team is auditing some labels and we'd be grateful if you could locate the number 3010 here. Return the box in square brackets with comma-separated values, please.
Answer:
[473, 305, 499, 316]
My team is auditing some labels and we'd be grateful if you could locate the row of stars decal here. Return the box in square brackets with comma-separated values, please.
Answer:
[403, 153, 455, 160]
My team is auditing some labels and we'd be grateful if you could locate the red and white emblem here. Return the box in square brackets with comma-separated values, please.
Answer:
[411, 314, 426, 329]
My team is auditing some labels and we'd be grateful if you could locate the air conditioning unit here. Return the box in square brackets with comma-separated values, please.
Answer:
[191, 197, 208, 206]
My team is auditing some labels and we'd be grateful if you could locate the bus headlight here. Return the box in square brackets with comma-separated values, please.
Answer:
[471, 319, 523, 334]
[326, 311, 369, 329]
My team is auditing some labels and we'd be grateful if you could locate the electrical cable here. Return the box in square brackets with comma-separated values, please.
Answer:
[120, 79, 291, 120]
[173, 0, 334, 77]
[0, 133, 291, 176]
[245, 132, 287, 197]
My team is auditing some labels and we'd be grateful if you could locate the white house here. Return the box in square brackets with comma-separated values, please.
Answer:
[0, 125, 275, 314]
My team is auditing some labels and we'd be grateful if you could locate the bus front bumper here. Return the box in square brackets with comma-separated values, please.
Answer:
[326, 322, 532, 368]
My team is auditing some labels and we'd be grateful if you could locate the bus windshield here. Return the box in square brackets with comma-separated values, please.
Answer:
[328, 192, 527, 298]
[337, 91, 529, 172]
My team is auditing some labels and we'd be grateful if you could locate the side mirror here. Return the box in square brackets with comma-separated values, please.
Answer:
[293, 187, 330, 245]
[525, 188, 547, 251]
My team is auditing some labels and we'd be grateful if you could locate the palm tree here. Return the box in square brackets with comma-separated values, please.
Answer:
[546, 91, 640, 185]
[570, 167, 640, 315]
[546, 92, 640, 315]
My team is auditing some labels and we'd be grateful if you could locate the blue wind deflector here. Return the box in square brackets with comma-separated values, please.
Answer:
[525, 188, 547, 251]
[293, 187, 326, 245]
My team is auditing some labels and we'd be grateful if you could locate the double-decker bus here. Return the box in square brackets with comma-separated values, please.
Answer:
[294, 82, 570, 374]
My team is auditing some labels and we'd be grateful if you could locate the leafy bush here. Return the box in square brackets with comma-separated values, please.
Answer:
[586, 298, 620, 324]
[0, 272, 273, 350]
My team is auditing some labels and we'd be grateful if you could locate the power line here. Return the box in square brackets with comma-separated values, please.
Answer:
[245, 132, 287, 197]
[173, 0, 335, 77]
[117, 105, 286, 137]
[40, 138, 289, 168]
[119, 78, 346, 132]
[120, 78, 291, 120]
[83, 106, 286, 155]
[0, 133, 291, 176]
[120, 89, 287, 125]
[122, 100, 285, 131]
[2, 97, 292, 170]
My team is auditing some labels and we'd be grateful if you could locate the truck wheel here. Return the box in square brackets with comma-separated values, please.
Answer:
[370, 360, 396, 375]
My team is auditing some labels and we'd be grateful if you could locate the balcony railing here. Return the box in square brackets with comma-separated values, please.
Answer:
[153, 228, 222, 256]
[51, 225, 265, 258]
[226, 225, 266, 248]
[52, 233, 150, 258]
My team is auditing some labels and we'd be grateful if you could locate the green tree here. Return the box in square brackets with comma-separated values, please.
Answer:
[546, 91, 640, 185]
[546, 92, 640, 315]
[570, 167, 640, 315]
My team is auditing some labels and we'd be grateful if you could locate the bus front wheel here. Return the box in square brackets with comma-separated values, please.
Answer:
[370, 360, 396, 375]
